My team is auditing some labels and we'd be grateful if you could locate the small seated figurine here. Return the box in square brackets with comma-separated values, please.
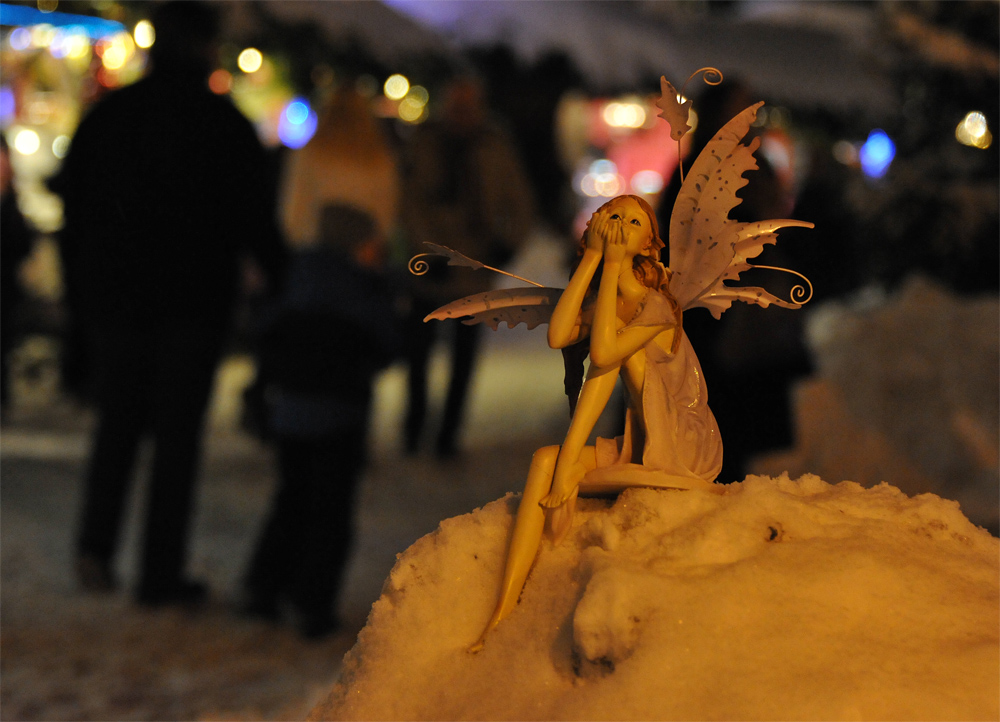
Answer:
[471, 193, 724, 650]
[412, 71, 814, 651]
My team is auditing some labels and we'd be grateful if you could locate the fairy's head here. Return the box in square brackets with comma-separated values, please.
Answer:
[595, 195, 663, 256]
[578, 194, 671, 293]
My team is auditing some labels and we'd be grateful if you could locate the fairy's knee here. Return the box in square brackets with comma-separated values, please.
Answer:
[530, 445, 559, 475]
[523, 446, 559, 500]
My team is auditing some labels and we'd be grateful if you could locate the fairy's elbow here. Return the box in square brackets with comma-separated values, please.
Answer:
[548, 322, 583, 349]
[548, 328, 569, 349]
[588, 345, 619, 369]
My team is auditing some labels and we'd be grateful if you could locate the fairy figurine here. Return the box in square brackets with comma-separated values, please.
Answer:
[410, 70, 814, 651]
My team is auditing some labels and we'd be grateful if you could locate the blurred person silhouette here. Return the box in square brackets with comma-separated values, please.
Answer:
[241, 83, 399, 435]
[51, 1, 287, 606]
[657, 80, 810, 483]
[0, 134, 36, 415]
[401, 75, 534, 458]
[240, 204, 402, 639]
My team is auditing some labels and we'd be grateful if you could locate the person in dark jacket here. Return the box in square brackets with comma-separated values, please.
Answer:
[51, 1, 287, 606]
[241, 204, 401, 639]
[400, 76, 534, 458]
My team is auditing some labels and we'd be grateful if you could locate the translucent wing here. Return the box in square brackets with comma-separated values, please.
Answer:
[424, 287, 564, 331]
[419, 242, 486, 271]
[667, 102, 814, 319]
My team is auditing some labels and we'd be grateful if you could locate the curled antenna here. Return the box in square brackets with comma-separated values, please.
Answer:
[747, 264, 814, 306]
[407, 254, 432, 276]
[679, 67, 724, 100]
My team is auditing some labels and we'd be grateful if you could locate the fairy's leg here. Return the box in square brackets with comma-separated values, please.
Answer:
[541, 364, 620, 510]
[470, 445, 559, 652]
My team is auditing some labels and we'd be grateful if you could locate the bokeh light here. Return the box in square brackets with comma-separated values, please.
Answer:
[277, 97, 317, 149]
[59, 28, 90, 60]
[407, 85, 429, 107]
[859, 129, 895, 179]
[955, 111, 992, 149]
[30, 24, 56, 48]
[208, 69, 233, 95]
[52, 134, 71, 158]
[383, 74, 409, 101]
[285, 100, 310, 125]
[603, 101, 646, 129]
[398, 98, 424, 123]
[397, 85, 429, 123]
[631, 170, 664, 195]
[47, 28, 69, 58]
[13, 128, 41, 155]
[832, 139, 859, 166]
[9, 28, 32, 51]
[133, 19, 155, 49]
[0, 87, 16, 126]
[99, 31, 134, 71]
[237, 48, 263, 74]
[579, 159, 624, 197]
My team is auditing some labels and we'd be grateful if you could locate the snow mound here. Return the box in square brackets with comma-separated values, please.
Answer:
[766, 276, 999, 530]
[310, 475, 999, 721]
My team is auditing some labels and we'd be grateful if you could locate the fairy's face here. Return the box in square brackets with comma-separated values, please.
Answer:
[606, 196, 654, 257]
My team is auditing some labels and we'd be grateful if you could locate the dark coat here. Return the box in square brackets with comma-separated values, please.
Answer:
[255, 248, 402, 438]
[51, 68, 286, 329]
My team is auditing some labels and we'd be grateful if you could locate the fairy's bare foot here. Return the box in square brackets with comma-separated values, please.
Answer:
[539, 488, 573, 508]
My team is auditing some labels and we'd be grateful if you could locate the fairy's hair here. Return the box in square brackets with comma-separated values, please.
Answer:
[575, 194, 671, 294]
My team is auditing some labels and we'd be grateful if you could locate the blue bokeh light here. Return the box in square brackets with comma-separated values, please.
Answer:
[859, 129, 895, 179]
[277, 98, 317, 149]
[285, 101, 310, 126]
[0, 86, 16, 127]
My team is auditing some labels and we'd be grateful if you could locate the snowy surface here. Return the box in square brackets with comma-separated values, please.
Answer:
[310, 474, 998, 721]
[755, 276, 999, 531]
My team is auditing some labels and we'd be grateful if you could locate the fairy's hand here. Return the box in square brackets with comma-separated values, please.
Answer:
[584, 209, 612, 255]
[547, 486, 578, 545]
[539, 458, 586, 509]
[603, 218, 627, 265]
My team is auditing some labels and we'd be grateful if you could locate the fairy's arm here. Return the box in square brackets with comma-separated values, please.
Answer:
[547, 251, 598, 349]
[589, 237, 676, 369]
[547, 211, 612, 349]
[591, 300, 675, 368]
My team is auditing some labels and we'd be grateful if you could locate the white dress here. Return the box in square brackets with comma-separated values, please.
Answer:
[584, 290, 724, 493]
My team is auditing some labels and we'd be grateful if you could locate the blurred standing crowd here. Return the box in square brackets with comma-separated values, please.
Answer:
[0, 1, 540, 640]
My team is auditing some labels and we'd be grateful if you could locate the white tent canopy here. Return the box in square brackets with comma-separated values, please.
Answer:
[227, 1, 897, 118]
[386, 0, 896, 116]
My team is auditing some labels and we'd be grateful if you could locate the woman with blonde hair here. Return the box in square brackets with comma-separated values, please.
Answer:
[280, 87, 399, 249]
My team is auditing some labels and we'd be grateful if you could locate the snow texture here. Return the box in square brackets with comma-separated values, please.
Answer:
[310, 474, 999, 721]
[758, 276, 999, 531]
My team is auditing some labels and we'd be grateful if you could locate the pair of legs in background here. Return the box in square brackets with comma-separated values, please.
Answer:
[76, 320, 224, 605]
[404, 299, 482, 458]
[242, 429, 364, 639]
